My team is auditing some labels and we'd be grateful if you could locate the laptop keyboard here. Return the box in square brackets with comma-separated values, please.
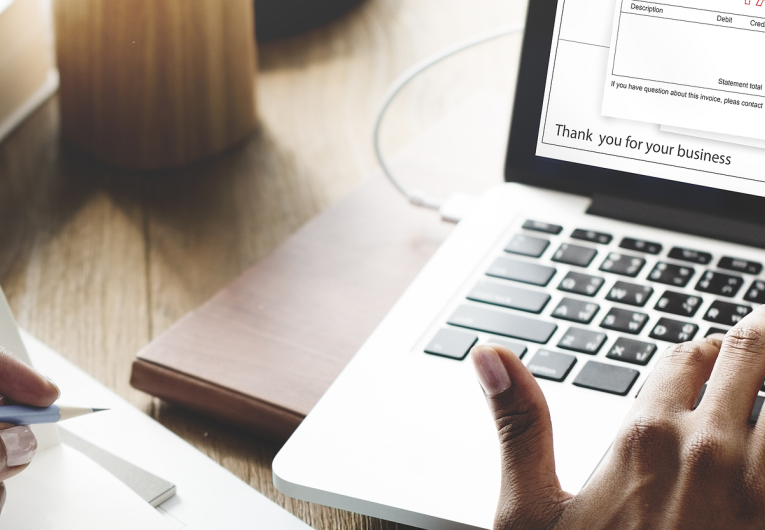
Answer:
[423, 218, 765, 399]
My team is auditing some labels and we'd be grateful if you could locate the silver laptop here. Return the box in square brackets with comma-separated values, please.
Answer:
[274, 0, 765, 528]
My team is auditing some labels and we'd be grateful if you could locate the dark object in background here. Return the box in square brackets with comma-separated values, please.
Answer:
[255, 0, 364, 41]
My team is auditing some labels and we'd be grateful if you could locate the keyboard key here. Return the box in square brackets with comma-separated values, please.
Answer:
[600, 308, 649, 334]
[654, 291, 703, 317]
[557, 272, 604, 297]
[647, 262, 695, 287]
[606, 338, 657, 366]
[448, 305, 557, 344]
[504, 234, 550, 258]
[527, 350, 577, 382]
[668, 247, 712, 265]
[703, 301, 753, 327]
[753, 395, 765, 424]
[620, 238, 662, 255]
[571, 229, 613, 245]
[557, 327, 607, 354]
[695, 271, 744, 297]
[424, 328, 478, 360]
[573, 361, 640, 396]
[467, 281, 550, 313]
[705, 327, 729, 337]
[486, 257, 556, 287]
[485, 337, 528, 359]
[717, 257, 763, 276]
[605, 281, 653, 307]
[599, 253, 646, 277]
[745, 281, 765, 304]
[693, 384, 705, 409]
[551, 298, 600, 324]
[649, 318, 698, 343]
[522, 220, 562, 235]
[551, 243, 597, 268]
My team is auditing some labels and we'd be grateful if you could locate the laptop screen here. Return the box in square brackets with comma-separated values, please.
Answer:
[506, 0, 765, 219]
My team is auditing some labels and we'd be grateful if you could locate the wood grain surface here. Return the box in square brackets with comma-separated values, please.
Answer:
[0, 0, 525, 528]
[54, 0, 258, 169]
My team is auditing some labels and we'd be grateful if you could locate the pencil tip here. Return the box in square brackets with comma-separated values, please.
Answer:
[92, 408, 109, 413]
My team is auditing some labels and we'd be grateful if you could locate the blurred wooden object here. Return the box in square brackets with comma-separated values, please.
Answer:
[53, 0, 258, 170]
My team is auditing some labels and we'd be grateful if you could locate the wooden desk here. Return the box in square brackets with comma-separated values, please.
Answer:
[0, 1, 524, 527]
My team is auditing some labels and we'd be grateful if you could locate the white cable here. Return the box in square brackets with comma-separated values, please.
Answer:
[373, 23, 525, 210]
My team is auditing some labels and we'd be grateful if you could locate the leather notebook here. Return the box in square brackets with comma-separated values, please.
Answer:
[130, 92, 509, 441]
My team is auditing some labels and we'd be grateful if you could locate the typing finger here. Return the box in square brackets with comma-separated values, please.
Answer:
[700, 306, 765, 428]
[471, 344, 570, 528]
[633, 336, 722, 415]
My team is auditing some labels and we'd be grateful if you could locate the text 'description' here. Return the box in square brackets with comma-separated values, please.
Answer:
[602, 0, 765, 140]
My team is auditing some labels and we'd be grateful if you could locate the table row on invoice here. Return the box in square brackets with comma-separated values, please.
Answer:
[620, 1, 765, 32]
[612, 0, 765, 98]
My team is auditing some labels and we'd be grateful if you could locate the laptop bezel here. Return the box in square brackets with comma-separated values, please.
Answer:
[504, 0, 765, 226]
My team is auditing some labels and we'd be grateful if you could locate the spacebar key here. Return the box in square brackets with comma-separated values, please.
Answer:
[448, 305, 557, 344]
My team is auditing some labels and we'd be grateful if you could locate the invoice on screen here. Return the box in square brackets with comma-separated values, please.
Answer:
[536, 0, 765, 198]
[602, 0, 765, 140]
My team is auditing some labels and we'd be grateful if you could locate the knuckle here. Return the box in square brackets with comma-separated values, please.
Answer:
[662, 342, 708, 366]
[494, 404, 539, 448]
[681, 429, 736, 476]
[725, 326, 765, 356]
[616, 415, 679, 461]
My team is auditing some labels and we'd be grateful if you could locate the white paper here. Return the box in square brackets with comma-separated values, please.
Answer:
[0, 289, 30, 365]
[23, 332, 312, 530]
[535, 0, 765, 198]
[0, 285, 310, 529]
[661, 124, 765, 150]
[0, 289, 174, 529]
[602, 0, 765, 140]
[3, 444, 172, 529]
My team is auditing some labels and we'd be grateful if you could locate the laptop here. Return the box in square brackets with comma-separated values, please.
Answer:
[273, 0, 765, 528]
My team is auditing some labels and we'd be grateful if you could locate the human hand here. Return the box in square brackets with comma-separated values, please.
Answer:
[0, 347, 59, 513]
[471, 305, 765, 529]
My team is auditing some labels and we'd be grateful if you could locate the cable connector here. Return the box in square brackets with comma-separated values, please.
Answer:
[408, 189, 445, 210]
[438, 192, 480, 224]
[373, 23, 524, 215]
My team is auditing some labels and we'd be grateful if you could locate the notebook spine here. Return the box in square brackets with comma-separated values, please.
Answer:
[130, 360, 303, 443]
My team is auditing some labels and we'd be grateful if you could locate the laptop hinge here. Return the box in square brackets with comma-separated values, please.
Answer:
[587, 194, 765, 250]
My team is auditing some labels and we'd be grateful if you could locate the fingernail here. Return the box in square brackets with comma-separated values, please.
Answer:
[471, 345, 512, 396]
[0, 426, 37, 467]
[37, 371, 61, 400]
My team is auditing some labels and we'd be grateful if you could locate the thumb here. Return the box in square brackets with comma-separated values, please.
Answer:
[471, 344, 570, 529]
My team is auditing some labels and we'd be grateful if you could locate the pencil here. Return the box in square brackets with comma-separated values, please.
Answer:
[0, 405, 108, 425]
